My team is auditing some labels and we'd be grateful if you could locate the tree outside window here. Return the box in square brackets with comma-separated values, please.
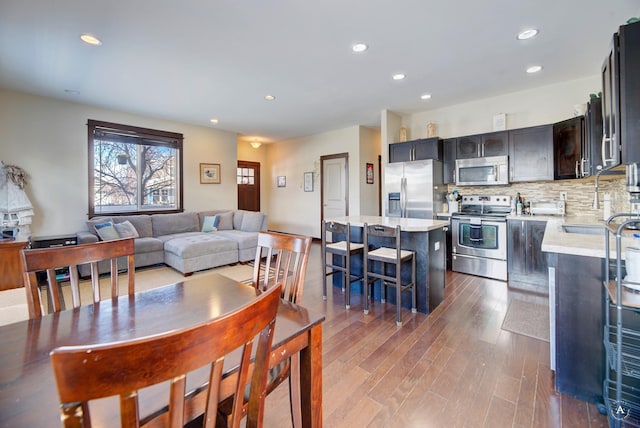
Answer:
[88, 120, 183, 216]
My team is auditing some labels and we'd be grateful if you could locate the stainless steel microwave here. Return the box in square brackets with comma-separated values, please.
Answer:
[455, 155, 509, 186]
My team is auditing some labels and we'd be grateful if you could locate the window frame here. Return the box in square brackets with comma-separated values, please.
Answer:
[87, 119, 184, 218]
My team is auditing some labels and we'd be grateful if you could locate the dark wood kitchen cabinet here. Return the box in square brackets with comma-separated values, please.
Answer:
[553, 116, 585, 180]
[389, 137, 442, 163]
[507, 219, 548, 291]
[442, 138, 456, 184]
[601, 20, 640, 169]
[508, 125, 553, 182]
[455, 131, 508, 159]
[582, 97, 603, 177]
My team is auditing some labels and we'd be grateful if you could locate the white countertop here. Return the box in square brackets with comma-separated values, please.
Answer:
[541, 216, 638, 259]
[326, 216, 449, 232]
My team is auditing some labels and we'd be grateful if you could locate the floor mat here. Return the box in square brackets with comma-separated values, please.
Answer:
[501, 299, 550, 342]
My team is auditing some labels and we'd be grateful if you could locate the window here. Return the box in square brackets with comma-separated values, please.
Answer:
[237, 167, 255, 185]
[88, 120, 183, 217]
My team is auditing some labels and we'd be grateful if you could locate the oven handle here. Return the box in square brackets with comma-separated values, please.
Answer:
[451, 216, 507, 224]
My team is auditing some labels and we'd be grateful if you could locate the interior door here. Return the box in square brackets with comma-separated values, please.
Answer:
[321, 154, 348, 220]
[237, 161, 260, 211]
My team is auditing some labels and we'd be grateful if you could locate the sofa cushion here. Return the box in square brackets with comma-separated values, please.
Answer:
[216, 211, 234, 230]
[134, 237, 164, 254]
[233, 211, 245, 230]
[164, 234, 237, 259]
[201, 215, 220, 232]
[240, 211, 264, 232]
[151, 212, 199, 237]
[86, 216, 113, 237]
[114, 220, 139, 238]
[215, 230, 260, 251]
[114, 215, 152, 238]
[94, 221, 120, 241]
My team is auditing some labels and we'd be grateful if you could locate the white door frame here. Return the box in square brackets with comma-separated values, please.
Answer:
[320, 153, 349, 221]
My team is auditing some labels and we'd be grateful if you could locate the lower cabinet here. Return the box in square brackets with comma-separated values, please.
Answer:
[507, 219, 548, 290]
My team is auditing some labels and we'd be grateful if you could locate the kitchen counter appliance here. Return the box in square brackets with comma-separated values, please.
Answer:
[451, 195, 511, 280]
[529, 199, 565, 216]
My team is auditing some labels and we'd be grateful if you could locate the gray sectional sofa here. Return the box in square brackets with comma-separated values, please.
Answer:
[76, 210, 267, 276]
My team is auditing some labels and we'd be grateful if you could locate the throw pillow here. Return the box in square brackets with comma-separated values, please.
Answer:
[240, 212, 264, 232]
[201, 215, 220, 232]
[216, 211, 234, 230]
[94, 221, 120, 241]
[114, 220, 140, 238]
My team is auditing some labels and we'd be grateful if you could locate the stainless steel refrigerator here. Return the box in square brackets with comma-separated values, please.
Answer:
[384, 159, 445, 219]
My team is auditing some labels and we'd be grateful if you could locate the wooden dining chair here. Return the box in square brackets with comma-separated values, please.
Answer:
[21, 237, 135, 319]
[50, 282, 282, 428]
[221, 231, 312, 428]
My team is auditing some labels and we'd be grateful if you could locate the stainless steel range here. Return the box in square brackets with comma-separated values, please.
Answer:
[451, 195, 511, 281]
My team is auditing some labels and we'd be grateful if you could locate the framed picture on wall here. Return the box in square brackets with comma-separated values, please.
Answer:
[304, 172, 313, 192]
[366, 163, 374, 184]
[200, 163, 221, 184]
[277, 176, 286, 187]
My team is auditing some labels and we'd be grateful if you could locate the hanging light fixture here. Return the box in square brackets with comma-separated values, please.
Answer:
[250, 139, 262, 149]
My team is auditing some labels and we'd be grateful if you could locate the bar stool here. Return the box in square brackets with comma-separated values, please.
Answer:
[363, 223, 416, 326]
[321, 220, 364, 309]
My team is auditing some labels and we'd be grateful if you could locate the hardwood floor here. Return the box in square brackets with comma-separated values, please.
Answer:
[262, 241, 608, 427]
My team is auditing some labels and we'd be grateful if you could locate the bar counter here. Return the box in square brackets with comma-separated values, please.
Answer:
[326, 216, 448, 314]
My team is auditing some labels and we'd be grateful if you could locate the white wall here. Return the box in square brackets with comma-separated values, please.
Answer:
[402, 75, 601, 140]
[0, 88, 238, 236]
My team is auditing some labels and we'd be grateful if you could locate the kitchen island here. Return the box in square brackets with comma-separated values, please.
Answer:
[326, 215, 448, 314]
[541, 217, 631, 409]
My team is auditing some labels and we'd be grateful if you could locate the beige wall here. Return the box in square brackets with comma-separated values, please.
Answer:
[264, 125, 381, 238]
[0, 88, 239, 236]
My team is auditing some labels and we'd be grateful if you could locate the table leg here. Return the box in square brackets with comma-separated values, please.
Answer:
[300, 323, 322, 428]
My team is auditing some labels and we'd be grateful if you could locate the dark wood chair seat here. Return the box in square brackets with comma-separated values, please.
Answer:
[363, 223, 417, 326]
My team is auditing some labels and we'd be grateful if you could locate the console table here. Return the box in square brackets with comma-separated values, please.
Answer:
[0, 239, 29, 291]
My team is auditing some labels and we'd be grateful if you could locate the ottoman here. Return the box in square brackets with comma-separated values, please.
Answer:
[164, 234, 238, 275]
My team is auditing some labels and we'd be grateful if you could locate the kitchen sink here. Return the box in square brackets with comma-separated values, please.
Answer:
[561, 224, 605, 235]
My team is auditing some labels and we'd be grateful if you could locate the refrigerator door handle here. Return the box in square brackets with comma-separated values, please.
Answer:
[400, 177, 407, 218]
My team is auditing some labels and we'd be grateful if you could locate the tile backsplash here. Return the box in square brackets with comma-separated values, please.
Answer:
[448, 176, 628, 220]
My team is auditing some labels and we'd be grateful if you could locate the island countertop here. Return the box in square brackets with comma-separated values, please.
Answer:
[326, 215, 449, 232]
[541, 216, 637, 258]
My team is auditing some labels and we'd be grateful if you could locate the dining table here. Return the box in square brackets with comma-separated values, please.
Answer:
[0, 273, 325, 427]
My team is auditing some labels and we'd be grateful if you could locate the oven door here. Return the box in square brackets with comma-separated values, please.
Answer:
[451, 216, 507, 260]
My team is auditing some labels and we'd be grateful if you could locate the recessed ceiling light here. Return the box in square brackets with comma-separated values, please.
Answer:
[517, 29, 539, 40]
[352, 43, 368, 53]
[526, 65, 543, 74]
[420, 93, 432, 100]
[80, 33, 102, 46]
[264, 95, 276, 101]
[392, 73, 406, 81]
[209, 118, 219, 124]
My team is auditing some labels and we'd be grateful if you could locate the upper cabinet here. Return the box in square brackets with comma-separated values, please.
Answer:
[455, 131, 508, 159]
[601, 20, 640, 169]
[553, 116, 585, 180]
[582, 97, 603, 177]
[509, 125, 553, 182]
[442, 138, 457, 184]
[389, 137, 442, 163]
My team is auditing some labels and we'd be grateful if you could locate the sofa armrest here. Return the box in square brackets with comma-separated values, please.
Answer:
[76, 231, 99, 245]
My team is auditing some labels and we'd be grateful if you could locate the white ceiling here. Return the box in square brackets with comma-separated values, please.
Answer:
[1, 1, 638, 143]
